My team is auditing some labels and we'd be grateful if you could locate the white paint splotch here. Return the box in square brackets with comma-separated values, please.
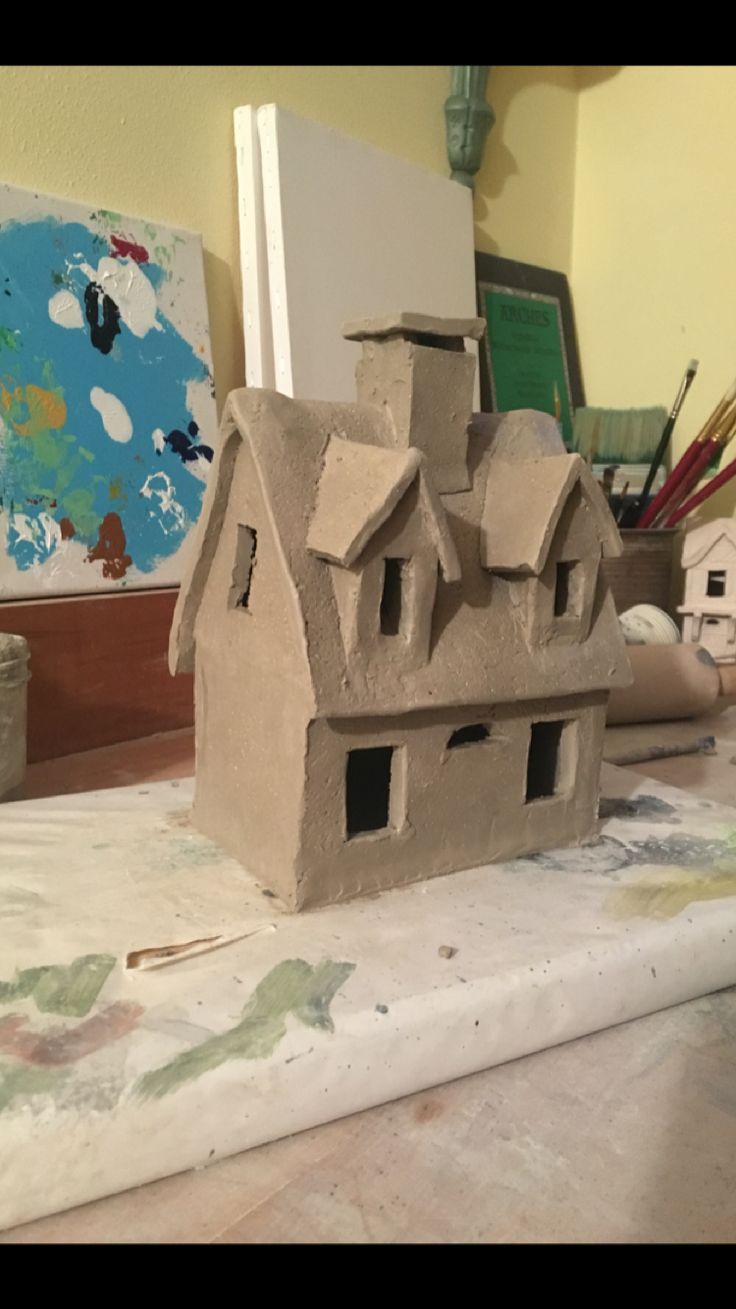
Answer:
[9, 512, 61, 555]
[73, 256, 161, 338]
[152, 428, 165, 455]
[48, 290, 84, 330]
[140, 472, 186, 533]
[90, 387, 133, 444]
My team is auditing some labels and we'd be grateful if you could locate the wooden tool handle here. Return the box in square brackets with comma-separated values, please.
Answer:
[607, 644, 723, 724]
[718, 663, 736, 699]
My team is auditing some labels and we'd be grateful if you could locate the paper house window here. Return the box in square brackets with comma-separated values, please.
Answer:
[380, 558, 408, 636]
[230, 525, 258, 609]
[707, 570, 726, 597]
[554, 561, 581, 618]
[346, 746, 395, 838]
[447, 724, 490, 749]
[526, 720, 565, 802]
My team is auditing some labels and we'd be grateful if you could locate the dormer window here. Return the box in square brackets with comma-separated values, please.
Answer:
[230, 524, 257, 610]
[306, 433, 461, 669]
[380, 558, 409, 636]
[480, 452, 623, 648]
[554, 561, 581, 618]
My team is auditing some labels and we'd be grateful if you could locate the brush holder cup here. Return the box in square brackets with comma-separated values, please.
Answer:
[601, 528, 680, 618]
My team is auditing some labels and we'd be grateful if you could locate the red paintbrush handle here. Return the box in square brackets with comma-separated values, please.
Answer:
[666, 451, 736, 526]
[657, 440, 720, 526]
[638, 440, 704, 527]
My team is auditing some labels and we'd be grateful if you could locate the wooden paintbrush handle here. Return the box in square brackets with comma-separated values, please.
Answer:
[660, 440, 720, 526]
[667, 451, 736, 527]
[718, 663, 736, 699]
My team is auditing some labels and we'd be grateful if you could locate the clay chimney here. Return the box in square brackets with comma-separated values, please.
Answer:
[343, 312, 486, 494]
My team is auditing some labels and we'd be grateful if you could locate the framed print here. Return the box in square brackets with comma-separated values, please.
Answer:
[475, 252, 585, 448]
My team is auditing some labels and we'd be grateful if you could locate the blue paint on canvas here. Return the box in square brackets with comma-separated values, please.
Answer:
[0, 215, 213, 581]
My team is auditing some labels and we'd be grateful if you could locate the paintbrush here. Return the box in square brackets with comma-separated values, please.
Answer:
[615, 482, 630, 525]
[639, 372, 736, 528]
[666, 442, 736, 527]
[657, 409, 736, 527]
[629, 359, 698, 526]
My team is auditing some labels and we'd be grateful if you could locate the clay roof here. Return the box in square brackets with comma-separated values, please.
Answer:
[307, 436, 460, 581]
[481, 453, 623, 574]
[342, 312, 486, 343]
[681, 518, 736, 568]
[172, 395, 630, 712]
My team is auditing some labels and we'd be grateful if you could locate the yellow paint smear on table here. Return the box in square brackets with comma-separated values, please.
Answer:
[606, 870, 736, 921]
[1, 382, 67, 435]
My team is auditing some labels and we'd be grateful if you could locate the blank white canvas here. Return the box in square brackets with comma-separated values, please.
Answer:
[234, 106, 275, 390]
[235, 104, 478, 405]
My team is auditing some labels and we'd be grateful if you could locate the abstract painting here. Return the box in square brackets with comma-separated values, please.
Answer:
[0, 182, 216, 598]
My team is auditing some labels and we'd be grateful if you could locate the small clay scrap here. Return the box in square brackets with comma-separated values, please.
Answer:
[125, 924, 275, 971]
[438, 945, 458, 960]
[170, 312, 630, 910]
[678, 518, 736, 663]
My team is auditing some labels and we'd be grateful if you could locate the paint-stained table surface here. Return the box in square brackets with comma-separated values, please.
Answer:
[4, 713, 736, 1245]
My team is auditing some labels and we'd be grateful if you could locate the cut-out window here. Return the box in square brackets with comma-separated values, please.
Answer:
[230, 525, 257, 610]
[526, 720, 564, 802]
[707, 570, 726, 597]
[554, 561, 580, 618]
[380, 558, 407, 636]
[447, 724, 490, 749]
[346, 746, 394, 838]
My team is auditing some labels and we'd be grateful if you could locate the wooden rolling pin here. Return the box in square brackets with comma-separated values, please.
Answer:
[607, 644, 736, 725]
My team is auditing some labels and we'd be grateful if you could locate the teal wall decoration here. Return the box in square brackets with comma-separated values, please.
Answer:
[444, 66, 495, 189]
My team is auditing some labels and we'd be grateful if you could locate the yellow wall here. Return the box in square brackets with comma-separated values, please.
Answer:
[0, 65, 580, 411]
[475, 66, 579, 274]
[573, 65, 736, 516]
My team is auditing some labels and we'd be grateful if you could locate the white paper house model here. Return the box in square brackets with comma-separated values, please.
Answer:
[170, 313, 630, 910]
[678, 518, 736, 662]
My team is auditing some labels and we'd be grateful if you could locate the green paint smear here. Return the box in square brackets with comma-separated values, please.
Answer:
[0, 953, 116, 1016]
[96, 209, 122, 228]
[60, 485, 99, 535]
[0, 1062, 67, 1114]
[0, 325, 19, 353]
[137, 958, 356, 1102]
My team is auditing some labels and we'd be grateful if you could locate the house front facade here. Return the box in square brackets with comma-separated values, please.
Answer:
[679, 519, 736, 663]
[170, 313, 630, 910]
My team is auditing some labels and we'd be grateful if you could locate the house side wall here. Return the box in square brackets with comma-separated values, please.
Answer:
[296, 692, 607, 908]
[191, 441, 313, 905]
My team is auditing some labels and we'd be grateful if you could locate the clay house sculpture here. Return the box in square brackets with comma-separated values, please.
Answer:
[170, 312, 630, 910]
[678, 518, 736, 662]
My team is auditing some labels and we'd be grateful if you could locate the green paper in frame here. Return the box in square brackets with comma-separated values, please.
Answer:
[480, 283, 574, 445]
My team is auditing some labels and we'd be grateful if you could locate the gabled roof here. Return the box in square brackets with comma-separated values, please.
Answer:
[480, 453, 622, 574]
[172, 394, 631, 707]
[681, 518, 736, 568]
[306, 436, 460, 581]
